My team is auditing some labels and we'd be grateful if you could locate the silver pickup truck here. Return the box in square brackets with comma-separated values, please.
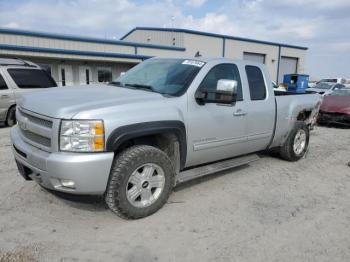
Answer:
[11, 57, 321, 219]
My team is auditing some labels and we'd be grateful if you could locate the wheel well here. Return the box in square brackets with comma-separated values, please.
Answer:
[6, 104, 16, 119]
[297, 110, 312, 121]
[114, 133, 181, 172]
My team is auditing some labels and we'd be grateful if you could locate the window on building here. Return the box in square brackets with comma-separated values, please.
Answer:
[98, 68, 112, 83]
[61, 68, 66, 86]
[86, 69, 90, 84]
[245, 65, 266, 101]
[0, 74, 8, 90]
[8, 69, 57, 89]
[198, 63, 243, 101]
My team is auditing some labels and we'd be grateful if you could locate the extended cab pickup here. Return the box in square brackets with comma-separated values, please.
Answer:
[11, 57, 322, 219]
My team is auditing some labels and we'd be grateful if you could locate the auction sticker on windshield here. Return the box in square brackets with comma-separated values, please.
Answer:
[182, 60, 205, 67]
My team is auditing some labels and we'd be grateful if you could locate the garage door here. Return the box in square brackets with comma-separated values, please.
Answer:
[278, 56, 298, 83]
[243, 52, 265, 64]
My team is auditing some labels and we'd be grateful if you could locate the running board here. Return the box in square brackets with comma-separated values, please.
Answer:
[176, 154, 260, 184]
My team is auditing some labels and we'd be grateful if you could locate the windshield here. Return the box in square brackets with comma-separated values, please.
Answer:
[111, 58, 204, 96]
[314, 83, 332, 90]
[330, 89, 350, 96]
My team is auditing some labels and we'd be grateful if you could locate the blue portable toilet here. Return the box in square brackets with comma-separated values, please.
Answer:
[283, 74, 309, 93]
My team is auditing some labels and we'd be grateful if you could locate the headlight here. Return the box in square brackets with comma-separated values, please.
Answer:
[60, 120, 105, 152]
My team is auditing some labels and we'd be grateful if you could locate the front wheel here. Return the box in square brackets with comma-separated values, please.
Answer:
[105, 145, 175, 219]
[280, 121, 310, 161]
[6, 106, 16, 127]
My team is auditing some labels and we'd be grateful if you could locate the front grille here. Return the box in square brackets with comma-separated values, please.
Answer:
[17, 108, 53, 150]
[21, 129, 51, 148]
[18, 108, 53, 128]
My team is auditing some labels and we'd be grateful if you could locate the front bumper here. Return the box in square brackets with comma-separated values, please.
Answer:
[11, 126, 114, 195]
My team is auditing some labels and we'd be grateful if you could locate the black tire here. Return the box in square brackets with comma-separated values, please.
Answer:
[6, 106, 16, 127]
[280, 121, 310, 161]
[105, 145, 175, 219]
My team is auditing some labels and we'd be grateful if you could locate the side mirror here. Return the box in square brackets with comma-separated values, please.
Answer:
[195, 79, 238, 105]
[217, 79, 238, 93]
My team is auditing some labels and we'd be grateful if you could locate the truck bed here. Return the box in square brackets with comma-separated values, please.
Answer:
[270, 92, 322, 148]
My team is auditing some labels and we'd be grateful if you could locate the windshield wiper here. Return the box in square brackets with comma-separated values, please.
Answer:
[125, 83, 155, 92]
[109, 81, 125, 87]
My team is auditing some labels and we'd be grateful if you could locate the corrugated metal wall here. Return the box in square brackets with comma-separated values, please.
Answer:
[123, 30, 185, 47]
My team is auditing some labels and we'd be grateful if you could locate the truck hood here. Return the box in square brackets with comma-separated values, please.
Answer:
[18, 84, 166, 119]
[320, 95, 350, 115]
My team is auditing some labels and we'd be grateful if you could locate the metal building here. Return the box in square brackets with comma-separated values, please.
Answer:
[121, 27, 308, 84]
[0, 26, 307, 86]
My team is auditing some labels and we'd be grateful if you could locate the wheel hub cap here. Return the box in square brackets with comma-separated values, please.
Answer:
[293, 129, 306, 155]
[126, 163, 165, 208]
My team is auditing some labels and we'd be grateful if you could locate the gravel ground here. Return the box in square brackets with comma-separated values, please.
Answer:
[0, 125, 349, 262]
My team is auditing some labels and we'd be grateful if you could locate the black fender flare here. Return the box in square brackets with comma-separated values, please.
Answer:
[106, 121, 187, 169]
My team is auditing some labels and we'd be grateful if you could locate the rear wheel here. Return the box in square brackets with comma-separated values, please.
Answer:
[105, 145, 175, 219]
[6, 106, 16, 127]
[280, 121, 309, 161]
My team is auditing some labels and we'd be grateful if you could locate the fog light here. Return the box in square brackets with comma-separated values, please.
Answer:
[60, 179, 76, 189]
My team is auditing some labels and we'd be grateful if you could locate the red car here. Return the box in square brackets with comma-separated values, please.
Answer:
[318, 89, 350, 126]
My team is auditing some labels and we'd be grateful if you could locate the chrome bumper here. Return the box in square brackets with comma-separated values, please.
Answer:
[11, 126, 114, 195]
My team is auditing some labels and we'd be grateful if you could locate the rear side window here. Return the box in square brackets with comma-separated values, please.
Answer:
[0, 74, 8, 90]
[245, 66, 266, 100]
[7, 69, 57, 89]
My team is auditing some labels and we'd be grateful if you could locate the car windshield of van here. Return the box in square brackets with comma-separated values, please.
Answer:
[110, 58, 204, 96]
[8, 69, 57, 88]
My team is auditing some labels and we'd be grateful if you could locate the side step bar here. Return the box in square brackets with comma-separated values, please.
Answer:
[176, 154, 260, 184]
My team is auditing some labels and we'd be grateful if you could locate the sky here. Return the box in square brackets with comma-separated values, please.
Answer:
[0, 0, 349, 79]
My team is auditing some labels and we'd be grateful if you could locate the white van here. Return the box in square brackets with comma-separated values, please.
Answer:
[0, 58, 57, 126]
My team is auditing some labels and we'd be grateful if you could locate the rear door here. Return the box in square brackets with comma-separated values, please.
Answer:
[243, 65, 275, 151]
[0, 70, 15, 121]
[186, 63, 250, 167]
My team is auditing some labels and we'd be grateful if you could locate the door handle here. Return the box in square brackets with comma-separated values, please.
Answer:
[0, 95, 10, 99]
[233, 109, 247, 116]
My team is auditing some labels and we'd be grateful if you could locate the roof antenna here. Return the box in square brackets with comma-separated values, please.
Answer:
[195, 51, 202, 57]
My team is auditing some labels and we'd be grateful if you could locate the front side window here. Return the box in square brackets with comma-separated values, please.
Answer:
[245, 65, 266, 101]
[0, 74, 8, 90]
[198, 63, 243, 101]
[112, 58, 203, 96]
[8, 69, 57, 89]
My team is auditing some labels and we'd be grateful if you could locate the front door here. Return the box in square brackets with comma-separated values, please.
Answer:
[58, 65, 73, 86]
[79, 66, 92, 85]
[186, 63, 249, 167]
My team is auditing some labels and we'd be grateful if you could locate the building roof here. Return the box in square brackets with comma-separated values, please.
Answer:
[0, 28, 185, 51]
[121, 27, 308, 50]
